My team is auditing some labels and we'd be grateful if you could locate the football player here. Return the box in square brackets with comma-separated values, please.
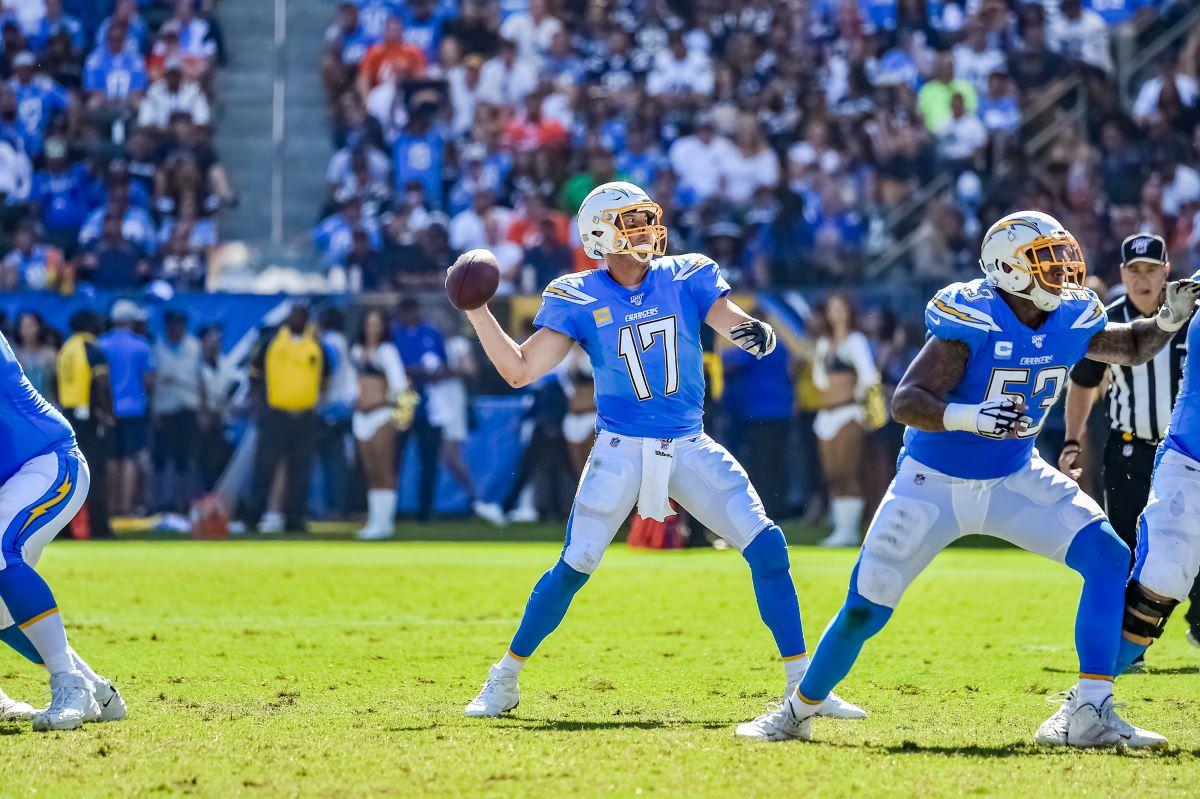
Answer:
[460, 181, 864, 720]
[0, 328, 125, 730]
[1038, 269, 1200, 737]
[736, 211, 1198, 748]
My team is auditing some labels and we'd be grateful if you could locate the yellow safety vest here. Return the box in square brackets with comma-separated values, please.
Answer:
[264, 326, 324, 412]
[57, 332, 97, 410]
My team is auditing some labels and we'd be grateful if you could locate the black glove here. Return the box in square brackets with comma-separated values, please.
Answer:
[730, 320, 777, 359]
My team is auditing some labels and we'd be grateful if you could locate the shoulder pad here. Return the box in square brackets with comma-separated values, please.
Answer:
[927, 281, 1002, 332]
[669, 253, 718, 281]
[543, 273, 599, 306]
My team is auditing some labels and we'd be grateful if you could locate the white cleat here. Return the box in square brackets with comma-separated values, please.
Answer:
[472, 501, 507, 527]
[507, 506, 540, 524]
[257, 512, 284, 535]
[1065, 695, 1167, 749]
[735, 695, 814, 741]
[464, 665, 520, 717]
[1034, 688, 1074, 746]
[355, 524, 393, 541]
[32, 672, 99, 732]
[784, 680, 867, 719]
[0, 686, 40, 721]
[90, 678, 126, 723]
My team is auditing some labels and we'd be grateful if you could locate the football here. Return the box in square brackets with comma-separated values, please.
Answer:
[446, 248, 500, 310]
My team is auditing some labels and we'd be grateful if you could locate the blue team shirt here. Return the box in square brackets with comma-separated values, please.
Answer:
[9, 76, 69, 155]
[99, 328, 155, 418]
[902, 279, 1107, 479]
[0, 331, 74, 483]
[83, 47, 148, 99]
[1163, 310, 1200, 462]
[533, 254, 730, 439]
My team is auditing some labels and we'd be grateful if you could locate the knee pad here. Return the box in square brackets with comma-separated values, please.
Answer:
[1124, 580, 1179, 641]
[854, 559, 905, 608]
[864, 494, 938, 563]
[561, 516, 609, 575]
[742, 525, 790, 578]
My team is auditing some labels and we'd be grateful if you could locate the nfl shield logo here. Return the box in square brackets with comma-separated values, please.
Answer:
[630, 293, 644, 306]
[1032, 334, 1046, 349]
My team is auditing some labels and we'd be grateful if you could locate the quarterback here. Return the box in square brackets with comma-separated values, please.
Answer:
[737, 211, 1199, 748]
[0, 328, 125, 730]
[460, 181, 862, 719]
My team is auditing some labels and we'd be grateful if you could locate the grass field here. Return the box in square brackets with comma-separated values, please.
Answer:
[2, 534, 1199, 798]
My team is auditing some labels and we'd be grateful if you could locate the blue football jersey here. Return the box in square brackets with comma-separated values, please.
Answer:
[533, 254, 730, 439]
[902, 279, 1107, 479]
[0, 330, 74, 483]
[1163, 310, 1200, 462]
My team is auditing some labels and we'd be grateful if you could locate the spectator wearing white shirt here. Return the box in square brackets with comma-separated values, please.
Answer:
[498, 0, 562, 62]
[668, 113, 737, 202]
[720, 115, 780, 205]
[646, 32, 714, 101]
[446, 53, 485, 135]
[138, 56, 210, 129]
[1048, 0, 1112, 73]
[1156, 152, 1200, 217]
[169, 0, 217, 61]
[450, 189, 509, 252]
[326, 144, 390, 198]
[1132, 57, 1199, 123]
[937, 92, 988, 167]
[477, 38, 539, 107]
[952, 18, 1006, 96]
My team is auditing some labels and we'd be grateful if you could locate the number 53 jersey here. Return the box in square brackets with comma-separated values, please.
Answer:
[903, 279, 1107, 479]
[533, 254, 730, 439]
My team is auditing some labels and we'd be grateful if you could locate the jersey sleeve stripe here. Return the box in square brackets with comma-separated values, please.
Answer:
[930, 298, 1000, 331]
[1070, 302, 1106, 329]
[543, 283, 597, 305]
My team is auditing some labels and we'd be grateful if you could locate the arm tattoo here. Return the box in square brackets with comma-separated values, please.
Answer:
[1085, 319, 1172, 366]
[890, 337, 969, 432]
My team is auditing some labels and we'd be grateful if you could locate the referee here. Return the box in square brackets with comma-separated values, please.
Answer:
[1059, 232, 1200, 660]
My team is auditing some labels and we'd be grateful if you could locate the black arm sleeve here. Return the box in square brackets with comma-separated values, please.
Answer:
[1070, 356, 1106, 388]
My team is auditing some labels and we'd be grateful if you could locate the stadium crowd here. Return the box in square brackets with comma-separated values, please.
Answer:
[314, 0, 1200, 293]
[0, 0, 233, 294]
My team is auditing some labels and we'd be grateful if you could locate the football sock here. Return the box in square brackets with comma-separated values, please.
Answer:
[798, 572, 892, 703]
[784, 653, 809, 684]
[0, 561, 72, 674]
[742, 525, 807, 659]
[1077, 677, 1113, 707]
[1064, 520, 1128, 679]
[497, 651, 526, 673]
[366, 489, 396, 531]
[67, 646, 102, 684]
[508, 558, 590, 659]
[0, 624, 42, 665]
[1115, 637, 1148, 676]
[830, 497, 864, 541]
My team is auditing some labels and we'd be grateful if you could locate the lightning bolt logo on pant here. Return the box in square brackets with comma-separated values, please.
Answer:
[20, 477, 72, 534]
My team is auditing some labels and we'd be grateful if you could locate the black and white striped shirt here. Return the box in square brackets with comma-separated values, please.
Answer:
[1070, 294, 1189, 443]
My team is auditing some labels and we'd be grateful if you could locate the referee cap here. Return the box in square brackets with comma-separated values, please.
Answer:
[1121, 233, 1167, 267]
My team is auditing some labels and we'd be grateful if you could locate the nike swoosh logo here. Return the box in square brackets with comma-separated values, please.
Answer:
[100, 692, 114, 708]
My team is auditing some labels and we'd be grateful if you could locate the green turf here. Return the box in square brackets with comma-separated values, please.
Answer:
[2, 539, 1199, 798]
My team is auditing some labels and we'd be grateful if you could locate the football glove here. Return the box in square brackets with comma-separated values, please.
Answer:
[943, 398, 1032, 438]
[730, 320, 777, 359]
[1156, 278, 1200, 332]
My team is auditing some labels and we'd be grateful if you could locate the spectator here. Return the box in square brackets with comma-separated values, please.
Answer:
[1007, 14, 1068, 98]
[1049, 0, 1114, 74]
[721, 116, 781, 205]
[12, 311, 57, 399]
[953, 17, 1006, 96]
[241, 303, 330, 534]
[978, 70, 1021, 133]
[2, 221, 63, 290]
[152, 308, 202, 514]
[668, 113, 736, 202]
[937, 92, 988, 169]
[78, 211, 151, 287]
[29, 135, 87, 250]
[79, 179, 157, 254]
[1132, 54, 1199, 124]
[391, 297, 446, 522]
[401, 0, 450, 63]
[29, 0, 85, 54]
[314, 194, 382, 271]
[356, 16, 427, 98]
[137, 55, 211, 130]
[99, 299, 156, 517]
[196, 323, 238, 491]
[477, 38, 538, 107]
[446, 52, 484, 135]
[499, 0, 562, 62]
[8, 50, 72, 157]
[647, 31, 713, 100]
[84, 21, 148, 113]
[392, 97, 445, 205]
[918, 52, 978, 133]
[57, 309, 114, 538]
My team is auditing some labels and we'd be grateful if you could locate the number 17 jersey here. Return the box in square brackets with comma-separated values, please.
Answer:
[533, 254, 730, 439]
[902, 279, 1107, 479]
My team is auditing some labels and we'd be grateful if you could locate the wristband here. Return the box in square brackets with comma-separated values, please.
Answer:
[1061, 439, 1080, 450]
[942, 403, 978, 433]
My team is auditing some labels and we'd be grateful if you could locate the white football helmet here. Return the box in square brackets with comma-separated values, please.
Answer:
[576, 181, 668, 264]
[979, 210, 1086, 312]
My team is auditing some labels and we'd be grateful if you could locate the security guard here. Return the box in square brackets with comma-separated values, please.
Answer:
[241, 302, 330, 533]
[56, 310, 115, 538]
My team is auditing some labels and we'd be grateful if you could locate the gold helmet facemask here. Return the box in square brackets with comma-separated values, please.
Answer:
[603, 201, 668, 263]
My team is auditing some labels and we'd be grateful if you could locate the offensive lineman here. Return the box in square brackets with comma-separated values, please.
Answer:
[460, 181, 863, 719]
[736, 211, 1198, 748]
[0, 326, 125, 730]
